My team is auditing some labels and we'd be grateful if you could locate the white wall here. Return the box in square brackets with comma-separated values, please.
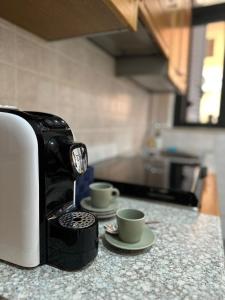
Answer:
[0, 17, 152, 164]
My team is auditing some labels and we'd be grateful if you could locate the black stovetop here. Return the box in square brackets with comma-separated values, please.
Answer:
[93, 155, 205, 207]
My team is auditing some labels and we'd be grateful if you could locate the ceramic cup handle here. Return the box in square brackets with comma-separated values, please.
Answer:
[111, 188, 120, 200]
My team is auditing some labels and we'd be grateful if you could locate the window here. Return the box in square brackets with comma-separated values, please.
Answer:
[174, 4, 225, 127]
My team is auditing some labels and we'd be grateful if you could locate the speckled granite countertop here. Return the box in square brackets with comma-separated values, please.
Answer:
[0, 197, 225, 300]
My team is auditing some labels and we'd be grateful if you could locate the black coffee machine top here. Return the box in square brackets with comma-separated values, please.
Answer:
[0, 108, 98, 271]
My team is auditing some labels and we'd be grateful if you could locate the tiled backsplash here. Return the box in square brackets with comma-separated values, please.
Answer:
[0, 18, 152, 163]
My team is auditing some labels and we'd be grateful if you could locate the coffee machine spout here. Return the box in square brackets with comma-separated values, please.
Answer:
[70, 143, 88, 179]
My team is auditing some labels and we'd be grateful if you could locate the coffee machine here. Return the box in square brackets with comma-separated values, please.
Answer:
[0, 107, 98, 271]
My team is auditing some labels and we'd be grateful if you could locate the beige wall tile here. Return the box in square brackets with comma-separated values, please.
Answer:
[54, 54, 80, 85]
[53, 38, 89, 63]
[0, 18, 15, 31]
[16, 70, 58, 114]
[0, 25, 15, 64]
[0, 17, 152, 163]
[15, 35, 40, 72]
[53, 38, 114, 76]
[0, 63, 16, 106]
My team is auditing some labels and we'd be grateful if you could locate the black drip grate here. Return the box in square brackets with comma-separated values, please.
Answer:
[59, 211, 95, 229]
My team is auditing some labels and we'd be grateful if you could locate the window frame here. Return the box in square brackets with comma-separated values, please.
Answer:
[174, 3, 225, 128]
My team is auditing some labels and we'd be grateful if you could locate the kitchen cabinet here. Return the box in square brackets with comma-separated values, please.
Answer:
[139, 0, 174, 58]
[139, 0, 192, 94]
[107, 0, 139, 31]
[0, 0, 138, 40]
[168, 0, 192, 94]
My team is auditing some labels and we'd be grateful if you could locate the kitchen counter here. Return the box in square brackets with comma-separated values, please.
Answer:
[0, 197, 225, 300]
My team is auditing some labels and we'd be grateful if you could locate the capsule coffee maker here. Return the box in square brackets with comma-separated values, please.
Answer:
[0, 107, 98, 271]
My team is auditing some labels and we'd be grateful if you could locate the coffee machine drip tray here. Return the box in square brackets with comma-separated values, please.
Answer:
[48, 210, 98, 271]
[94, 156, 206, 207]
[59, 212, 96, 229]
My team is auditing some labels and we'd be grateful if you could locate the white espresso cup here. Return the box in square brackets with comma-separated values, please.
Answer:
[89, 182, 120, 208]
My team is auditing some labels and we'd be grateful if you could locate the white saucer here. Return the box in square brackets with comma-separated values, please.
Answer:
[80, 197, 119, 213]
[104, 226, 155, 251]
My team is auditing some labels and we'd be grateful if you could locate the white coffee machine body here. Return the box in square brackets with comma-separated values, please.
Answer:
[0, 112, 40, 267]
